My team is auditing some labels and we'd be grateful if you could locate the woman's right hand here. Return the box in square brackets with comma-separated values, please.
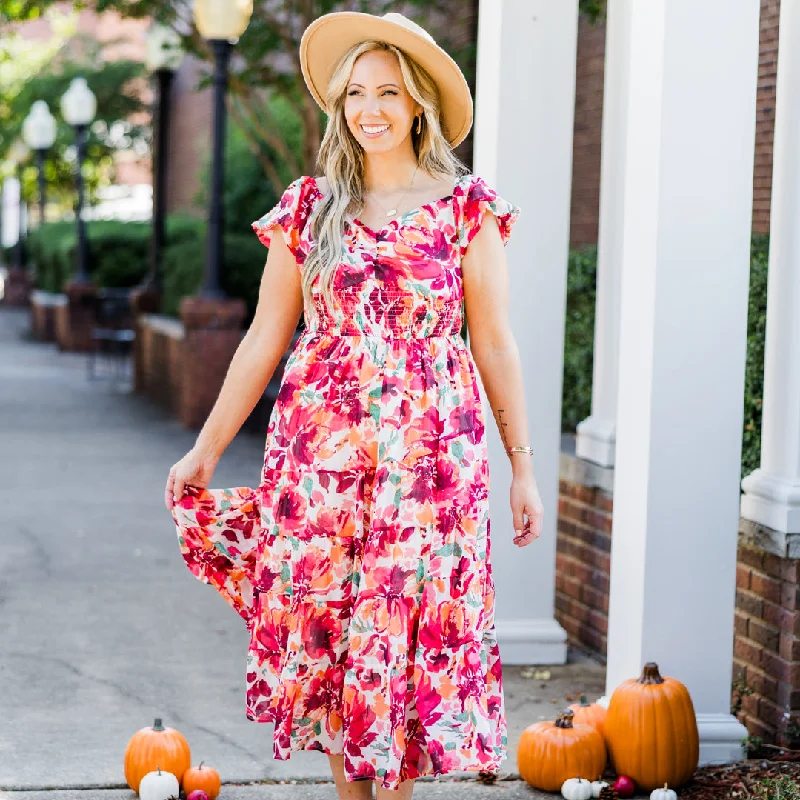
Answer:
[165, 448, 220, 510]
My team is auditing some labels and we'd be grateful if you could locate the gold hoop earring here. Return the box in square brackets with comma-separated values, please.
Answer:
[415, 115, 422, 135]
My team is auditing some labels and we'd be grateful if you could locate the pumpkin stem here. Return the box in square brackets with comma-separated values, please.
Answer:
[153, 718, 165, 731]
[199, 761, 205, 769]
[554, 709, 575, 729]
[579, 694, 590, 706]
[638, 662, 665, 685]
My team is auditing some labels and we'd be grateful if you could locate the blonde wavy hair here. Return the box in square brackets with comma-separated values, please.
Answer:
[302, 39, 468, 324]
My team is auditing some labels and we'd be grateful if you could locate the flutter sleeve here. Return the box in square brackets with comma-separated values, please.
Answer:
[251, 176, 317, 264]
[458, 174, 521, 256]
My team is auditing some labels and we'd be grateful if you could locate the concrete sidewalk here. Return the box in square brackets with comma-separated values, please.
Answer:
[0, 308, 606, 799]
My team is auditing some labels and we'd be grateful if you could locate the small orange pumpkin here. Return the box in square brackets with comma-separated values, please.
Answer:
[568, 694, 606, 737]
[517, 708, 607, 792]
[123, 717, 191, 793]
[183, 761, 221, 799]
[604, 662, 699, 791]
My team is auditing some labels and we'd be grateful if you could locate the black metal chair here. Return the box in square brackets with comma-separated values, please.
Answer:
[86, 288, 136, 385]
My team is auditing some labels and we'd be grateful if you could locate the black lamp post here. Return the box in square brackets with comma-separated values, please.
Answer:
[60, 77, 97, 285]
[23, 101, 57, 227]
[195, 0, 253, 299]
[142, 23, 184, 291]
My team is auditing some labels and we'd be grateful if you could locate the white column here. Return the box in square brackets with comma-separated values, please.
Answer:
[574, 2, 632, 468]
[1, 177, 21, 249]
[740, 0, 800, 536]
[474, 0, 578, 664]
[603, 0, 757, 764]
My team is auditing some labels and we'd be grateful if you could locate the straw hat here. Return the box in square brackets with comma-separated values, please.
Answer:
[299, 11, 473, 148]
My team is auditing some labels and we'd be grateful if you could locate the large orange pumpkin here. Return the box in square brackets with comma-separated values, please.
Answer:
[604, 662, 699, 791]
[124, 717, 191, 793]
[183, 762, 221, 799]
[517, 708, 607, 792]
[568, 694, 606, 738]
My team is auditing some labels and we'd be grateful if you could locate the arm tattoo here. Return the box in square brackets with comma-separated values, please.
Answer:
[492, 407, 511, 450]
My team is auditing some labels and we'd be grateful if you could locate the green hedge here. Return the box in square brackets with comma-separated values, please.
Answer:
[742, 236, 768, 479]
[562, 245, 597, 433]
[26, 215, 204, 294]
[161, 232, 267, 323]
[560, 237, 769, 481]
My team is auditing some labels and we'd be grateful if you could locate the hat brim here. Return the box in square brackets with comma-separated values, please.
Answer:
[299, 12, 473, 148]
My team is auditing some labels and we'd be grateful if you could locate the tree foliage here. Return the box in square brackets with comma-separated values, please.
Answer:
[1, 10, 148, 209]
[578, 0, 606, 24]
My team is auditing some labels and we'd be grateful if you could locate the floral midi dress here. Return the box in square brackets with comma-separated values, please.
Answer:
[171, 172, 520, 789]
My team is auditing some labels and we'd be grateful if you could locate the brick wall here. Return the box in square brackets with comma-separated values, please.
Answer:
[569, 0, 781, 247]
[166, 56, 213, 215]
[734, 542, 800, 746]
[137, 317, 185, 414]
[555, 478, 613, 658]
[753, 0, 780, 235]
[556, 455, 800, 747]
[569, 14, 606, 249]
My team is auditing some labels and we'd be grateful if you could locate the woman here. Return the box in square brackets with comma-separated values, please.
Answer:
[165, 10, 543, 799]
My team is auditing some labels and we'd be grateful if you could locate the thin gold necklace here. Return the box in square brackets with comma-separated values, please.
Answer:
[367, 165, 420, 218]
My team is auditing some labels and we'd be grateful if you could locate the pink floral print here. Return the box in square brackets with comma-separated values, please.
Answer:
[172, 172, 520, 789]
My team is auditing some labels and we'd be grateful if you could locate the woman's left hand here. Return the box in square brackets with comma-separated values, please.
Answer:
[510, 473, 544, 547]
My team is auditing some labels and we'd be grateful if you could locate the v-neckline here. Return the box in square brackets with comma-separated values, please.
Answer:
[309, 174, 469, 238]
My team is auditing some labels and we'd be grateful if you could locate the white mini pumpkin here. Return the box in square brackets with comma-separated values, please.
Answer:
[138, 767, 179, 800]
[651, 785, 678, 800]
[592, 779, 610, 797]
[562, 777, 593, 800]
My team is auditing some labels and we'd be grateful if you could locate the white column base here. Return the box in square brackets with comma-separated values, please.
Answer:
[594, 703, 748, 766]
[576, 415, 617, 467]
[496, 617, 568, 664]
[741, 468, 800, 533]
[696, 713, 749, 765]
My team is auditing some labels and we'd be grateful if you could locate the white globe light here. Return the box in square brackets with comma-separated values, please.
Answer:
[194, 0, 253, 41]
[23, 100, 58, 150]
[60, 77, 97, 126]
[146, 23, 185, 72]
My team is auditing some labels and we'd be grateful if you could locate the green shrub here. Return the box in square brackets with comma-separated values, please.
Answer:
[741, 235, 768, 480]
[752, 775, 800, 800]
[27, 221, 75, 293]
[165, 213, 204, 245]
[161, 231, 266, 323]
[25, 215, 205, 294]
[87, 221, 151, 288]
[561, 245, 597, 433]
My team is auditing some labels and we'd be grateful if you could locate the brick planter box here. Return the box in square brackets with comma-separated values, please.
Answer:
[137, 313, 186, 415]
[30, 290, 66, 342]
[3, 267, 33, 307]
[54, 281, 99, 353]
